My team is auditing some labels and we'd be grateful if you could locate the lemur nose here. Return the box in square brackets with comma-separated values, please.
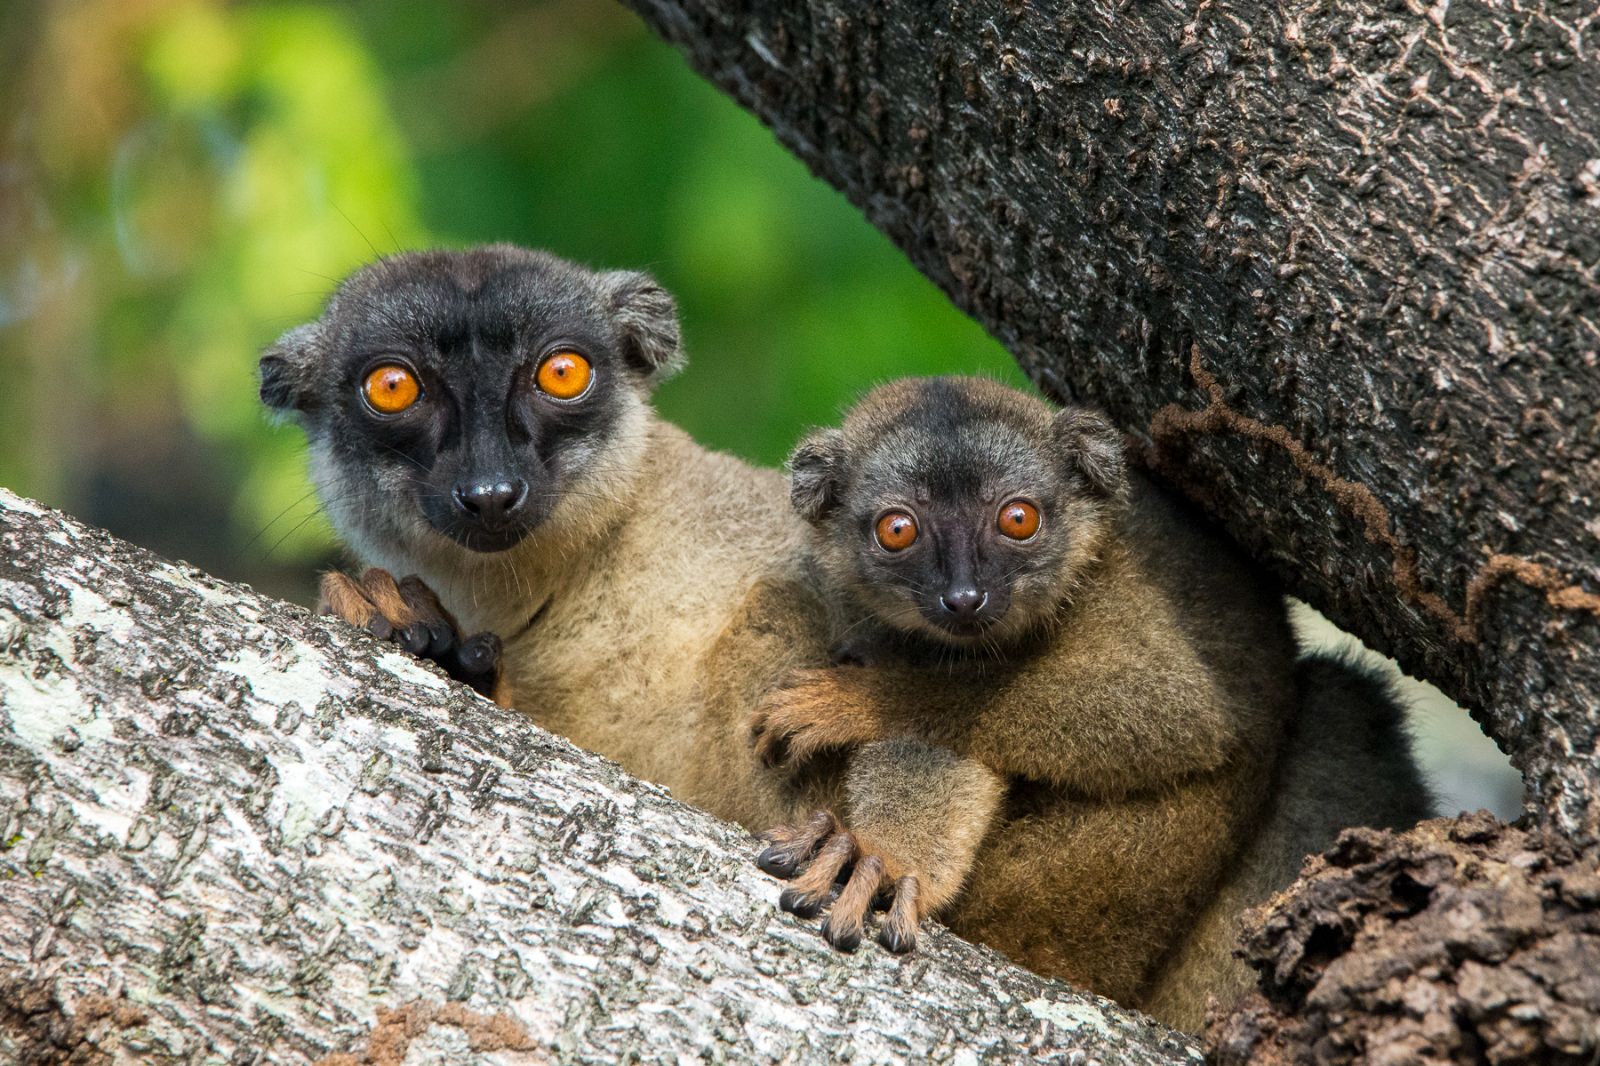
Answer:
[939, 588, 988, 618]
[453, 479, 529, 525]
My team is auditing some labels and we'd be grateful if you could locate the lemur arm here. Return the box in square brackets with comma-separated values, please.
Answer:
[751, 617, 1275, 798]
[764, 732, 1275, 992]
[319, 568, 512, 706]
[759, 738, 1005, 955]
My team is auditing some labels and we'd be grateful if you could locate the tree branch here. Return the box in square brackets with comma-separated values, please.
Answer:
[0, 489, 1198, 1064]
[619, 0, 1600, 840]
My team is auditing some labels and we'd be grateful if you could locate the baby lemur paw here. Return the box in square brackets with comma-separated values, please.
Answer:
[749, 669, 885, 769]
[318, 569, 506, 701]
[756, 810, 926, 955]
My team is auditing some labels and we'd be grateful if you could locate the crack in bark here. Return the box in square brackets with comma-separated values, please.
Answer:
[316, 1001, 544, 1065]
[1151, 345, 1600, 645]
[0, 976, 150, 1066]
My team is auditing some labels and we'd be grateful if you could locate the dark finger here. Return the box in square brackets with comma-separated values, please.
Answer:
[454, 632, 501, 678]
[878, 875, 922, 954]
[756, 810, 835, 878]
[821, 855, 885, 952]
[779, 829, 856, 919]
[396, 576, 458, 657]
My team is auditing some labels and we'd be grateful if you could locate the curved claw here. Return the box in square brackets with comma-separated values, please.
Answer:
[775, 828, 856, 918]
[779, 887, 829, 919]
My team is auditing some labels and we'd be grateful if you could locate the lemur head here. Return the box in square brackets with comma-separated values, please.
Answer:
[789, 377, 1126, 648]
[259, 245, 682, 568]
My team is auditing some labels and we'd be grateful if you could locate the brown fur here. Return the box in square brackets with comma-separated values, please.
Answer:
[319, 419, 842, 830]
[290, 259, 1425, 1033]
[1141, 654, 1434, 1028]
[759, 379, 1297, 1013]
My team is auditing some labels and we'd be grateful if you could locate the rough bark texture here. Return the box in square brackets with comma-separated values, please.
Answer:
[1209, 813, 1600, 1065]
[0, 488, 1201, 1065]
[619, 0, 1600, 840]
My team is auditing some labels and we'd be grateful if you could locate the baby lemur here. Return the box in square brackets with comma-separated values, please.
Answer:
[751, 377, 1431, 1028]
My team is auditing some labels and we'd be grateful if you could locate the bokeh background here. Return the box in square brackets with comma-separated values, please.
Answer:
[0, 0, 1026, 603]
[0, 0, 1518, 818]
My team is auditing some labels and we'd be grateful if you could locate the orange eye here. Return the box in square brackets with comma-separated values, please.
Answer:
[536, 350, 593, 400]
[874, 511, 918, 552]
[998, 500, 1041, 540]
[363, 364, 420, 414]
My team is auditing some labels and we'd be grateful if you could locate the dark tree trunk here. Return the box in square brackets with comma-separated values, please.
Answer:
[619, 0, 1600, 842]
[0, 490, 1197, 1064]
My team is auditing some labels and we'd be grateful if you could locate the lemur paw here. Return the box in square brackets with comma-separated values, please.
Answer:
[756, 810, 926, 955]
[749, 669, 884, 769]
[318, 569, 506, 701]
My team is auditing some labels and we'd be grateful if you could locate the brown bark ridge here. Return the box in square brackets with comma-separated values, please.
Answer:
[620, 0, 1600, 840]
[1209, 813, 1600, 1065]
[0, 488, 1200, 1065]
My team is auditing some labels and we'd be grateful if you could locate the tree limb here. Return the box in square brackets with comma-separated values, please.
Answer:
[0, 489, 1199, 1064]
[619, 0, 1600, 840]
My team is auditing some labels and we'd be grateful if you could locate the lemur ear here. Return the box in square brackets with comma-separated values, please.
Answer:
[600, 271, 685, 386]
[259, 323, 323, 414]
[788, 428, 848, 522]
[1052, 407, 1127, 499]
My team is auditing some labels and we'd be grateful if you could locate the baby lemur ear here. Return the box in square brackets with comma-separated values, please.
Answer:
[600, 271, 685, 386]
[788, 428, 848, 522]
[258, 322, 324, 414]
[1052, 407, 1127, 499]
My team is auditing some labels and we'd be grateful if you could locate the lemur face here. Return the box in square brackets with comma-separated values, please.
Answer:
[791, 378, 1126, 648]
[259, 245, 682, 559]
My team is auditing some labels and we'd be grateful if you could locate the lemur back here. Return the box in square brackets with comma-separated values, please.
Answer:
[1141, 654, 1435, 1026]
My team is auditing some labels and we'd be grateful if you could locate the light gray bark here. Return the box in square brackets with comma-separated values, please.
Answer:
[0, 488, 1200, 1065]
[619, 0, 1600, 842]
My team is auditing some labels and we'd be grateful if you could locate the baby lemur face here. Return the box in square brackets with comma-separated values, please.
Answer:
[790, 378, 1126, 648]
[259, 245, 682, 565]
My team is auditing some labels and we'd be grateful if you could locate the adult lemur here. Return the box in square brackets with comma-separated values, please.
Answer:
[260, 247, 1428, 1029]
[752, 376, 1432, 1026]
[259, 244, 831, 831]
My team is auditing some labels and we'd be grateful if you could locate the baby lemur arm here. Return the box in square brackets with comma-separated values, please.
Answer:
[760, 738, 1005, 954]
[764, 726, 1273, 990]
[753, 574, 1262, 800]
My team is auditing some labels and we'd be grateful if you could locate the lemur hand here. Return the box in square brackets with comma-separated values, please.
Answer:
[749, 668, 887, 769]
[318, 569, 508, 704]
[756, 810, 928, 954]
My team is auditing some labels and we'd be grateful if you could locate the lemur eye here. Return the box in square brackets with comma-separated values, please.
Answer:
[536, 350, 593, 400]
[362, 364, 421, 415]
[874, 511, 918, 552]
[998, 500, 1041, 540]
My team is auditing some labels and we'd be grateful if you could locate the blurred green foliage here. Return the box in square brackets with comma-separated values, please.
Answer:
[0, 0, 1023, 600]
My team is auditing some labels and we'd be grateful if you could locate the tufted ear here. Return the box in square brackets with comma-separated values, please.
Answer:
[787, 428, 848, 522]
[599, 270, 684, 386]
[1051, 407, 1127, 500]
[258, 323, 324, 415]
